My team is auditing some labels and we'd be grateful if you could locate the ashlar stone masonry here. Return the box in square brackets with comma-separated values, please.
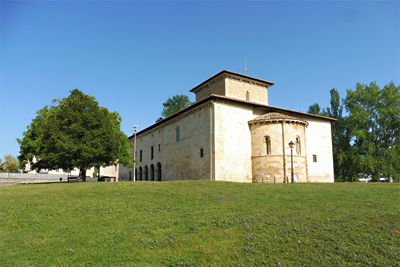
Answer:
[130, 70, 335, 183]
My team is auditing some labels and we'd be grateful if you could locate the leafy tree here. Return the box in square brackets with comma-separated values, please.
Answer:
[156, 95, 193, 122]
[17, 89, 135, 181]
[307, 89, 350, 181]
[309, 83, 400, 182]
[3, 155, 19, 173]
[325, 88, 343, 119]
[307, 103, 322, 115]
[323, 89, 354, 182]
[343, 82, 400, 182]
[17, 105, 54, 171]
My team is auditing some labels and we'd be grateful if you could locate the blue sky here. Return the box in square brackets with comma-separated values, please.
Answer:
[1, 1, 399, 162]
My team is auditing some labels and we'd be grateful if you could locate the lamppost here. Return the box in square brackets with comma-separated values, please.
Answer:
[289, 141, 295, 183]
[132, 125, 138, 181]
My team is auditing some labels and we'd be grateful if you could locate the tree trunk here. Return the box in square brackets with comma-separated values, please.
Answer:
[79, 167, 87, 182]
[389, 174, 393, 183]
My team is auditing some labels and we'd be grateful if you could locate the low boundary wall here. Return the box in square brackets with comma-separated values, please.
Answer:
[0, 173, 69, 184]
[0, 173, 103, 184]
[0, 173, 69, 179]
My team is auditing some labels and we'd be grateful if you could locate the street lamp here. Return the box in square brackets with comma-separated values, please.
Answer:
[289, 141, 295, 183]
[132, 125, 138, 181]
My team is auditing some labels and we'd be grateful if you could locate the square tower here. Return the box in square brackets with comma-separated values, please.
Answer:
[190, 70, 274, 105]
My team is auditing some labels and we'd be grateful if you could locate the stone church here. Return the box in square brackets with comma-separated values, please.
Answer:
[129, 70, 335, 183]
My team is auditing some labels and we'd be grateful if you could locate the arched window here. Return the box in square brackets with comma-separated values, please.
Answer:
[246, 91, 250, 101]
[296, 136, 301, 155]
[265, 136, 271, 155]
[150, 164, 155, 181]
[139, 167, 142, 181]
[156, 162, 162, 181]
[144, 165, 148, 181]
[135, 168, 137, 181]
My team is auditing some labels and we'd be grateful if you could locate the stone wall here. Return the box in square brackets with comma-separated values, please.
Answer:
[250, 120, 307, 183]
[283, 122, 308, 182]
[0, 178, 61, 184]
[193, 76, 225, 102]
[115, 164, 132, 181]
[214, 100, 253, 182]
[135, 102, 213, 181]
[0, 173, 68, 184]
[225, 76, 269, 105]
[130, 69, 334, 184]
[297, 115, 334, 182]
[192, 72, 270, 105]
[133, 98, 334, 183]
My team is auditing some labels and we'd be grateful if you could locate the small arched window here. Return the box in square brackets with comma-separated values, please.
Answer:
[265, 136, 271, 155]
[296, 136, 301, 155]
[246, 91, 250, 101]
[139, 167, 142, 181]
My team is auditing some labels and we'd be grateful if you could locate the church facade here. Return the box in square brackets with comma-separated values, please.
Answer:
[129, 70, 335, 183]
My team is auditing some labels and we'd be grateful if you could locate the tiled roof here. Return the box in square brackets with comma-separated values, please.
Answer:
[249, 112, 309, 126]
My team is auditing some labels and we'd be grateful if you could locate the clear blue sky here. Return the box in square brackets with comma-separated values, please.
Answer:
[1, 1, 399, 162]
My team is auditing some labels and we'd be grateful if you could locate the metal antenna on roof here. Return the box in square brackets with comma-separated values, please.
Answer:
[244, 59, 249, 75]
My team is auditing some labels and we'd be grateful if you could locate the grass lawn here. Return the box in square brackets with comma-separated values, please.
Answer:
[1, 181, 399, 266]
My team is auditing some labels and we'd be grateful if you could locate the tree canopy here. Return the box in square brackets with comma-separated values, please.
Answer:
[3, 155, 19, 173]
[308, 82, 400, 182]
[306, 103, 322, 115]
[343, 82, 399, 182]
[17, 89, 134, 181]
[156, 95, 193, 122]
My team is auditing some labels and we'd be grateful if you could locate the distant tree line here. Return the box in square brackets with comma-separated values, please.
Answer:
[307, 82, 399, 182]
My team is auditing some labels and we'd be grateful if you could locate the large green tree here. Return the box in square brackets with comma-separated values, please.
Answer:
[156, 95, 193, 122]
[343, 82, 400, 182]
[308, 82, 400, 182]
[17, 89, 134, 181]
[3, 155, 19, 173]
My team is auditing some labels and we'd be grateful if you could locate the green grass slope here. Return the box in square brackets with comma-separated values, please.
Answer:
[1, 181, 399, 266]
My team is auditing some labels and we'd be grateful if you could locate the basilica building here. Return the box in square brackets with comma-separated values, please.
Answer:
[129, 70, 335, 183]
